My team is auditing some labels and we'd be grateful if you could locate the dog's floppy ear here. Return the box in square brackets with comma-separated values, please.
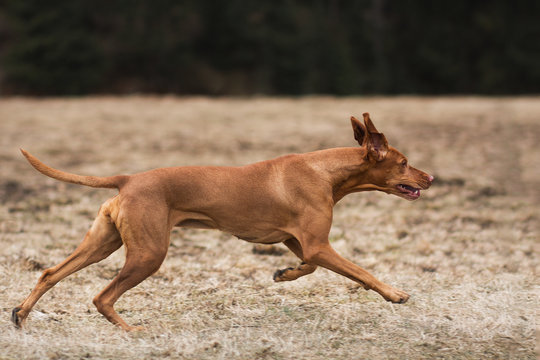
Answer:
[363, 113, 388, 161]
[350, 116, 367, 146]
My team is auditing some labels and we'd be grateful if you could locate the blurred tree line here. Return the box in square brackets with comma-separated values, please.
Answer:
[0, 0, 538, 95]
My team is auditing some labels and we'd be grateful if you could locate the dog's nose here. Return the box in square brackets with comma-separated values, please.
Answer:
[428, 175, 434, 183]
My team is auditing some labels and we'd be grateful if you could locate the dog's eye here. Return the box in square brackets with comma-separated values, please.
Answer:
[401, 160, 407, 167]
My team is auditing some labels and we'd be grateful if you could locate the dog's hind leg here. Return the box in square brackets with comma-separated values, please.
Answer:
[273, 238, 317, 282]
[92, 205, 170, 331]
[91, 242, 169, 331]
[11, 198, 123, 328]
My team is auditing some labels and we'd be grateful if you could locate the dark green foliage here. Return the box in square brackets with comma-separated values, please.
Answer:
[2, 0, 105, 94]
[0, 0, 538, 95]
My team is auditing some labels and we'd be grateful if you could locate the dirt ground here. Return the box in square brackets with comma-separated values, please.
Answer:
[0, 96, 538, 359]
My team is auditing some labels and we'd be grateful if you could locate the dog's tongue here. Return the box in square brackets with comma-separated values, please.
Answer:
[403, 185, 419, 196]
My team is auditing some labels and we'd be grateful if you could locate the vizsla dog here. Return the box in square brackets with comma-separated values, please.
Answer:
[12, 113, 433, 331]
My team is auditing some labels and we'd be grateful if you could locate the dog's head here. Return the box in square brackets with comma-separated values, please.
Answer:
[351, 113, 433, 200]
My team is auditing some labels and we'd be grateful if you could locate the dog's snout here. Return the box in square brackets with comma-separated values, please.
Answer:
[424, 174, 434, 189]
[418, 173, 434, 189]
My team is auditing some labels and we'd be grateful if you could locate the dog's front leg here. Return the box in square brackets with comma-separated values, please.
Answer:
[301, 239, 409, 304]
[273, 238, 317, 282]
[273, 261, 317, 282]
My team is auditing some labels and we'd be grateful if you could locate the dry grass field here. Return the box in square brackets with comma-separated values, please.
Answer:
[0, 96, 538, 359]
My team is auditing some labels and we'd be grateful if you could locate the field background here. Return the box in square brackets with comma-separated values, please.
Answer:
[0, 97, 538, 359]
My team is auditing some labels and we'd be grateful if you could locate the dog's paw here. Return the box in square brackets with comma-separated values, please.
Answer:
[273, 267, 294, 282]
[385, 288, 410, 304]
[11, 307, 23, 328]
[126, 325, 146, 332]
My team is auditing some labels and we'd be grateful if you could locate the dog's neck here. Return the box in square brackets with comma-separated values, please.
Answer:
[304, 147, 383, 203]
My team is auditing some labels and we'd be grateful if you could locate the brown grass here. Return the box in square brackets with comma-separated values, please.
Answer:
[0, 96, 538, 359]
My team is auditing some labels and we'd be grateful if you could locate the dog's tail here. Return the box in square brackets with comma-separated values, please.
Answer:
[20, 149, 128, 189]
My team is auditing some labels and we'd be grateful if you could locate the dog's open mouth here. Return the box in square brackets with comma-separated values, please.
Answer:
[396, 184, 421, 200]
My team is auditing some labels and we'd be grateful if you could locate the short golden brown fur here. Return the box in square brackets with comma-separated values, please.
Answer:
[12, 113, 433, 331]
